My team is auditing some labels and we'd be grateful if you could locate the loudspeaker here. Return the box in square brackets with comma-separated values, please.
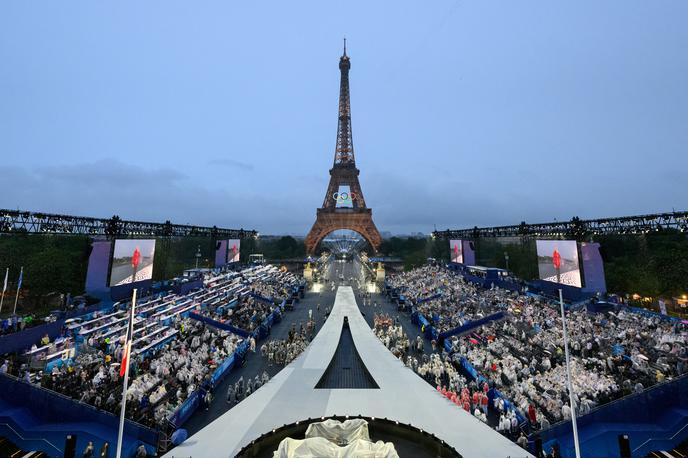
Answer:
[216, 241, 222, 250]
[618, 434, 631, 458]
[64, 434, 77, 458]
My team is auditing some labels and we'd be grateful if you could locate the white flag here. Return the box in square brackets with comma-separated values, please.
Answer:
[2, 268, 7, 293]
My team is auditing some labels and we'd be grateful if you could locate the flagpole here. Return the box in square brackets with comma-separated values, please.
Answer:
[116, 288, 137, 458]
[13, 266, 23, 316]
[559, 288, 581, 458]
[0, 268, 8, 315]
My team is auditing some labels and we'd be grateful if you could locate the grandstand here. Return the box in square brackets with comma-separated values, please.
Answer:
[1, 228, 686, 458]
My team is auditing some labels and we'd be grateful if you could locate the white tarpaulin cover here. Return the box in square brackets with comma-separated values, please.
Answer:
[304, 419, 370, 444]
[272, 437, 399, 458]
[274, 419, 398, 458]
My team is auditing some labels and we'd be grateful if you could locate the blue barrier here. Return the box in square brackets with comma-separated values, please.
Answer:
[417, 292, 442, 304]
[528, 280, 591, 302]
[210, 354, 235, 386]
[170, 341, 250, 428]
[458, 356, 482, 382]
[493, 279, 522, 292]
[0, 374, 158, 456]
[188, 312, 250, 338]
[250, 292, 274, 304]
[62, 302, 112, 319]
[111, 279, 153, 302]
[626, 305, 682, 323]
[438, 311, 506, 340]
[489, 388, 527, 424]
[172, 279, 203, 295]
[0, 320, 66, 354]
[169, 390, 201, 429]
[417, 313, 430, 328]
[532, 374, 688, 458]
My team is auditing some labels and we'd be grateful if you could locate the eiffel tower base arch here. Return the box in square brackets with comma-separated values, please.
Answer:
[305, 208, 382, 255]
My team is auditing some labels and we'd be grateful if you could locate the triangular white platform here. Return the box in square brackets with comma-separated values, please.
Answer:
[164, 287, 532, 457]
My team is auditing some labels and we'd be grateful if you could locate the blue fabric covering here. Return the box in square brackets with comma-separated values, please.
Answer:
[110, 279, 153, 301]
[172, 278, 203, 295]
[533, 374, 688, 458]
[0, 374, 157, 458]
[0, 320, 66, 354]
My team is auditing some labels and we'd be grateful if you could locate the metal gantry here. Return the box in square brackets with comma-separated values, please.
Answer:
[432, 212, 688, 240]
[0, 209, 256, 239]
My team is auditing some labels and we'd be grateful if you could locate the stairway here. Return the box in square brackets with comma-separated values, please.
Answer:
[0, 436, 45, 458]
[0, 399, 142, 458]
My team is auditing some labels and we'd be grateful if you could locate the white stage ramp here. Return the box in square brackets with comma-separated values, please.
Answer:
[165, 287, 533, 458]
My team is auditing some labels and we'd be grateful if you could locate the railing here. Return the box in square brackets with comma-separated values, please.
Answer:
[632, 421, 688, 455]
[0, 421, 62, 454]
[0, 374, 159, 445]
[538, 372, 688, 434]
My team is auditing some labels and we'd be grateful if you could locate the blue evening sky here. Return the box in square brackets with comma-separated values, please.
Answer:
[1, 1, 686, 235]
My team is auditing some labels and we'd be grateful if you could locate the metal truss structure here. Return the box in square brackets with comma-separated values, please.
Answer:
[0, 209, 256, 240]
[305, 43, 382, 253]
[433, 212, 688, 240]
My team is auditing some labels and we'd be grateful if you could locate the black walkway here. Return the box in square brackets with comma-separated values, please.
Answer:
[315, 319, 379, 389]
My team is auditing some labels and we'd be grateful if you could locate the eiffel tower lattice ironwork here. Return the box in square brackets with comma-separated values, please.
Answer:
[305, 42, 382, 254]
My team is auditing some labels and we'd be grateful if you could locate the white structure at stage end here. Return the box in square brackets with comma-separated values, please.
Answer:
[165, 286, 533, 458]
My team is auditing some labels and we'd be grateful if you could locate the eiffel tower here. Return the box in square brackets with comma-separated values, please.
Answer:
[304, 41, 382, 254]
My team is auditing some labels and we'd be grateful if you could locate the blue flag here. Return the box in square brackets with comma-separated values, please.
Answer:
[17, 267, 23, 290]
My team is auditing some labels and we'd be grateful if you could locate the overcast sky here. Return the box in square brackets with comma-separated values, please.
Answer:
[1, 1, 686, 235]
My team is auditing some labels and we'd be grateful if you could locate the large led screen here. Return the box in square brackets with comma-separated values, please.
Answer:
[109, 239, 156, 287]
[449, 239, 463, 264]
[227, 239, 241, 263]
[536, 240, 582, 287]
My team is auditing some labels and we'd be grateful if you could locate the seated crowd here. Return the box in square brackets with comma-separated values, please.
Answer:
[0, 264, 304, 431]
[373, 312, 504, 426]
[386, 265, 688, 434]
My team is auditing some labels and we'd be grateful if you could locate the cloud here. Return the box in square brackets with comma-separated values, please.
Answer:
[0, 159, 294, 232]
[0, 158, 685, 237]
[207, 158, 254, 171]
